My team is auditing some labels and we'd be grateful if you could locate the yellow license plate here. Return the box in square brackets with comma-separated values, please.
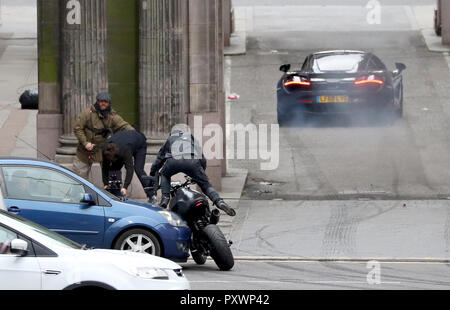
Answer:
[318, 95, 349, 103]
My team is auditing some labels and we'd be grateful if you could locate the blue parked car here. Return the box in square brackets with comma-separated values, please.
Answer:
[0, 157, 191, 262]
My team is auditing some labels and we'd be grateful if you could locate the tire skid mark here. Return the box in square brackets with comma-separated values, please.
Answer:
[255, 225, 274, 249]
[254, 225, 296, 256]
[321, 201, 400, 258]
[322, 204, 358, 258]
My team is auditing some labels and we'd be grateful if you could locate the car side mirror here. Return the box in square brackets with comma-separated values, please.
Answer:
[10, 239, 28, 257]
[395, 62, 406, 73]
[80, 193, 96, 206]
[279, 64, 291, 73]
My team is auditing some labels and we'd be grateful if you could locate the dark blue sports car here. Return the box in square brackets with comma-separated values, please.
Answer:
[277, 50, 406, 125]
[0, 157, 191, 262]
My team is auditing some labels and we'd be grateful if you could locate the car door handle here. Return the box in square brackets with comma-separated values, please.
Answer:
[7, 206, 21, 214]
[43, 270, 61, 275]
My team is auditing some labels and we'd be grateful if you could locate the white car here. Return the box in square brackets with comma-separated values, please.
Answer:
[0, 207, 190, 290]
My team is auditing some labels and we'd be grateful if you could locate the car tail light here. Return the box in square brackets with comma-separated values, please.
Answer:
[284, 75, 311, 88]
[354, 74, 384, 86]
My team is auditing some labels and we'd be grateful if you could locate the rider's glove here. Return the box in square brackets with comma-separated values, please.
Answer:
[215, 199, 236, 217]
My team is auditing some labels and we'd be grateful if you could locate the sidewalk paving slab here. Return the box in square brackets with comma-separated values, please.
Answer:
[224, 6, 247, 56]
[411, 5, 450, 53]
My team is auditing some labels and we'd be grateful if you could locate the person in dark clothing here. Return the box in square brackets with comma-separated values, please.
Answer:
[102, 130, 148, 197]
[149, 125, 236, 216]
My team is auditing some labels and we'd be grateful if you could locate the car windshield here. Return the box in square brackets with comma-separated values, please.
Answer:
[313, 53, 364, 72]
[98, 187, 121, 201]
[63, 165, 120, 202]
[0, 210, 83, 250]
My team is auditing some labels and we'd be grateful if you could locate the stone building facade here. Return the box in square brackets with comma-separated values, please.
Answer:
[37, 0, 232, 192]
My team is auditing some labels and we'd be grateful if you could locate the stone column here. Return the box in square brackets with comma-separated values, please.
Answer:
[37, 0, 62, 160]
[188, 0, 224, 189]
[139, 0, 189, 157]
[442, 0, 450, 44]
[217, 0, 227, 176]
[56, 0, 109, 162]
[223, 0, 231, 47]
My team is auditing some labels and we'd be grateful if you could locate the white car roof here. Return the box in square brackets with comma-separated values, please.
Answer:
[313, 50, 365, 55]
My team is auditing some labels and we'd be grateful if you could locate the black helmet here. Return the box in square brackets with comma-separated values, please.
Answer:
[96, 92, 112, 103]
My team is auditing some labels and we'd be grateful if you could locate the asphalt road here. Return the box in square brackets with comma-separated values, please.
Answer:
[208, 0, 450, 290]
[183, 260, 450, 290]
[184, 199, 450, 289]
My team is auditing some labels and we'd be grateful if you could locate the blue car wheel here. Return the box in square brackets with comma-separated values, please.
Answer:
[113, 228, 161, 256]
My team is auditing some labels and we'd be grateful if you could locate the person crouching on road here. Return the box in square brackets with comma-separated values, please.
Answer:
[149, 124, 236, 217]
[73, 92, 134, 180]
[102, 130, 149, 198]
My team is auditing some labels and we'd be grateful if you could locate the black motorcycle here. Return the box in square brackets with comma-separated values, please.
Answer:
[167, 177, 234, 271]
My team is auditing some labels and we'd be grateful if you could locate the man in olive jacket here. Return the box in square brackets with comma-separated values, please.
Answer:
[73, 92, 134, 180]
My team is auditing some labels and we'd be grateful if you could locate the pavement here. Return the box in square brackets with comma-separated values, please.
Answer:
[0, 0, 37, 158]
[229, 2, 448, 54]
[410, 4, 450, 53]
[224, 6, 247, 56]
[229, 199, 450, 261]
[0, 0, 37, 39]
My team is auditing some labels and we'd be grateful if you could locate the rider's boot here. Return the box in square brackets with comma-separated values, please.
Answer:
[146, 191, 158, 204]
[159, 194, 171, 209]
[142, 175, 158, 204]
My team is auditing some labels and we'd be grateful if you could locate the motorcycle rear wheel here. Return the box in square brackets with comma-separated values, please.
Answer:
[202, 224, 234, 271]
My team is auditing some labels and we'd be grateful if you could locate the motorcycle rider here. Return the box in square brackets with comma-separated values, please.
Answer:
[148, 124, 236, 216]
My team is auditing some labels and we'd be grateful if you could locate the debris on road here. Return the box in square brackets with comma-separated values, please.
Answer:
[228, 93, 240, 100]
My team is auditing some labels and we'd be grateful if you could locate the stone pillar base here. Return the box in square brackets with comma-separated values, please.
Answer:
[147, 139, 167, 151]
[55, 135, 77, 164]
[223, 0, 231, 46]
[442, 0, 450, 44]
[188, 112, 223, 191]
[205, 165, 222, 193]
[36, 114, 63, 160]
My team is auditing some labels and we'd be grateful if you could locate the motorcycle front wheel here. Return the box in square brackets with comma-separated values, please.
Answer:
[202, 224, 234, 271]
[191, 250, 207, 265]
